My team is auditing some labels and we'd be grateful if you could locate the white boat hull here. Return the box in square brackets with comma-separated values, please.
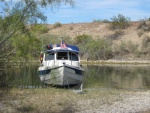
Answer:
[38, 65, 84, 86]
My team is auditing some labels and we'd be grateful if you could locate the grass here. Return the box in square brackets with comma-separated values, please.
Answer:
[0, 87, 149, 113]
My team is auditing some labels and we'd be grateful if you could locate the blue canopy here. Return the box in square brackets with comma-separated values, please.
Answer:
[56, 44, 79, 52]
[45, 44, 79, 53]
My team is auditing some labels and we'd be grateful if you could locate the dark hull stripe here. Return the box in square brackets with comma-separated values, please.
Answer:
[38, 65, 84, 76]
[38, 66, 63, 75]
[38, 69, 51, 75]
[65, 65, 84, 75]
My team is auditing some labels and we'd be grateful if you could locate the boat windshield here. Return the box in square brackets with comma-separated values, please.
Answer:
[57, 52, 68, 60]
[56, 51, 78, 61]
[69, 52, 78, 61]
[45, 52, 54, 61]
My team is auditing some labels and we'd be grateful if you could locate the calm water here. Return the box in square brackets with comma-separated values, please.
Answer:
[1, 63, 150, 90]
[83, 64, 150, 90]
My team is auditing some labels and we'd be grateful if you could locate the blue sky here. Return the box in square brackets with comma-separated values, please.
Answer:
[44, 0, 150, 24]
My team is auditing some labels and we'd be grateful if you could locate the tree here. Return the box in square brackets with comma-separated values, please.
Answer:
[0, 0, 74, 61]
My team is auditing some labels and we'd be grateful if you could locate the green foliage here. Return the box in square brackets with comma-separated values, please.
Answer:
[102, 19, 110, 23]
[75, 34, 112, 60]
[0, 0, 74, 62]
[93, 19, 101, 23]
[31, 24, 49, 34]
[85, 39, 112, 60]
[53, 22, 62, 28]
[11, 35, 42, 60]
[110, 14, 130, 29]
[74, 34, 91, 44]
[93, 19, 110, 23]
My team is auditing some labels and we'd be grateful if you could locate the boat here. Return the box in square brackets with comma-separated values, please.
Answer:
[38, 39, 84, 87]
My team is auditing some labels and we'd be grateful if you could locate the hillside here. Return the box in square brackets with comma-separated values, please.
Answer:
[43, 21, 150, 60]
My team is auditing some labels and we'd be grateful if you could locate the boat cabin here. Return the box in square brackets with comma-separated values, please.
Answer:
[41, 44, 80, 67]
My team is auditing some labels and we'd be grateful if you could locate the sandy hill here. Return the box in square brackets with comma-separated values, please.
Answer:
[46, 22, 150, 47]
[43, 21, 150, 60]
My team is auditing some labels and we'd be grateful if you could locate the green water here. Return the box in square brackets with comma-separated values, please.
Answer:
[83, 64, 150, 90]
[0, 63, 150, 90]
[0, 63, 42, 88]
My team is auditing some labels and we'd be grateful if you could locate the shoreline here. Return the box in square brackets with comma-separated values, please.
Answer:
[6, 59, 150, 64]
[81, 59, 150, 64]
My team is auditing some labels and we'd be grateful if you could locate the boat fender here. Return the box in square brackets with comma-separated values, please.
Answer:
[40, 52, 43, 63]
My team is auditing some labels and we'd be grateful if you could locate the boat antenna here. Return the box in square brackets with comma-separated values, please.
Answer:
[61, 37, 63, 44]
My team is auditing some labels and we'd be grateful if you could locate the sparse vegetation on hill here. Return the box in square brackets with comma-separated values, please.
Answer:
[41, 14, 150, 60]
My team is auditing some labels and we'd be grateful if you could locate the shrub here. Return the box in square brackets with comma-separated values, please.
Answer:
[93, 19, 110, 23]
[137, 30, 144, 37]
[74, 34, 91, 44]
[102, 19, 110, 23]
[137, 20, 146, 30]
[107, 30, 124, 40]
[113, 41, 138, 56]
[142, 35, 150, 48]
[137, 20, 150, 31]
[31, 24, 49, 34]
[110, 14, 130, 29]
[79, 38, 112, 60]
[69, 26, 74, 30]
[93, 19, 101, 23]
[53, 22, 62, 28]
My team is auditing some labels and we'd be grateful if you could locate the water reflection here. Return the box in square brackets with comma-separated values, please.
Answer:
[0, 63, 42, 88]
[0, 63, 150, 90]
[83, 64, 150, 90]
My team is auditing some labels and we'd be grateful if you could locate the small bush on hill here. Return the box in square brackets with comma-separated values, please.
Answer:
[53, 22, 62, 28]
[93, 19, 110, 23]
[137, 20, 150, 31]
[142, 35, 150, 48]
[69, 26, 74, 30]
[102, 19, 110, 23]
[113, 41, 139, 57]
[93, 19, 101, 23]
[110, 14, 130, 29]
[137, 30, 144, 37]
[107, 30, 124, 40]
[74, 34, 91, 45]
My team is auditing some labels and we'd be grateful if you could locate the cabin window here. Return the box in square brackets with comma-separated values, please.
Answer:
[57, 52, 68, 60]
[45, 52, 54, 61]
[69, 52, 78, 61]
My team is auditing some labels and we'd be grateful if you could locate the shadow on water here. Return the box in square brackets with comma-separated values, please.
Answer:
[1, 62, 150, 90]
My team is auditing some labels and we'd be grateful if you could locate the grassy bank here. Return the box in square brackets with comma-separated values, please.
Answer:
[1, 87, 150, 113]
